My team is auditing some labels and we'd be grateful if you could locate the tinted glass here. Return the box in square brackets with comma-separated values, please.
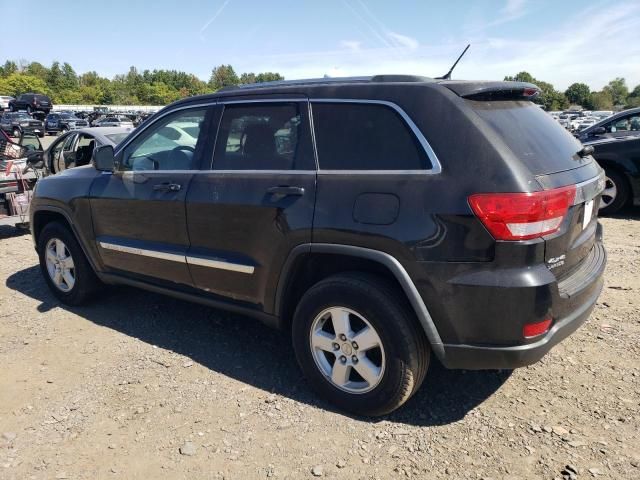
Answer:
[105, 133, 130, 144]
[311, 102, 429, 170]
[471, 101, 586, 174]
[213, 102, 312, 170]
[122, 108, 207, 171]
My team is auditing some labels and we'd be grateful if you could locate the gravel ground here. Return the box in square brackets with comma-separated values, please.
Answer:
[0, 213, 639, 480]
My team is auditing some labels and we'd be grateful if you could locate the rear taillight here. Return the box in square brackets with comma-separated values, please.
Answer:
[523, 318, 552, 338]
[469, 185, 576, 241]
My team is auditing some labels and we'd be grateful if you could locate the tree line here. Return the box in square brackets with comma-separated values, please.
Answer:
[0, 60, 283, 105]
[1, 60, 639, 110]
[504, 71, 640, 111]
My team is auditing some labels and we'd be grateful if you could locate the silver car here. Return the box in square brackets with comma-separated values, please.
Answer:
[44, 126, 134, 174]
[92, 115, 135, 128]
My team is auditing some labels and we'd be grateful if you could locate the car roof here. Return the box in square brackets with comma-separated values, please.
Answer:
[62, 127, 134, 145]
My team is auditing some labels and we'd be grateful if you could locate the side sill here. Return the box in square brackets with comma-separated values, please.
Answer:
[97, 272, 280, 330]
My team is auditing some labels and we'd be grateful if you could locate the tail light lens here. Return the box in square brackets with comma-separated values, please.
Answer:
[469, 185, 576, 241]
[523, 318, 552, 338]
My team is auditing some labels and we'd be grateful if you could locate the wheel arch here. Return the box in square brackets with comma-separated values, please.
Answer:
[275, 243, 445, 360]
[31, 207, 100, 273]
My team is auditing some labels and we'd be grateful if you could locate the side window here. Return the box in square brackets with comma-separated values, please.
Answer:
[63, 133, 77, 152]
[606, 115, 640, 133]
[311, 102, 431, 170]
[121, 108, 207, 171]
[212, 102, 313, 170]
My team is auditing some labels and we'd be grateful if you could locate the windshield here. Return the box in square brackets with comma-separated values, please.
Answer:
[60, 113, 77, 119]
[14, 113, 31, 120]
[105, 133, 130, 144]
[471, 100, 587, 175]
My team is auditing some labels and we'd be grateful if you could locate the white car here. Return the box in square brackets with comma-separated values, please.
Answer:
[0, 96, 14, 111]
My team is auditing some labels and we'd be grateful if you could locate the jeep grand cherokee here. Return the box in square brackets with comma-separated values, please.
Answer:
[29, 75, 606, 416]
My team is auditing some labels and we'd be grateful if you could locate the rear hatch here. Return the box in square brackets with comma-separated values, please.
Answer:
[450, 81, 604, 284]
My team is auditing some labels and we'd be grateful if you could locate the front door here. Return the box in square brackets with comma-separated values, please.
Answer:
[90, 106, 213, 286]
[185, 100, 317, 308]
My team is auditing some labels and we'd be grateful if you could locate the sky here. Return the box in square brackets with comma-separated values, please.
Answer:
[1, 0, 639, 91]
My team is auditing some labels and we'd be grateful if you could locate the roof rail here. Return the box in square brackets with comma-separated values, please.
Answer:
[218, 74, 434, 92]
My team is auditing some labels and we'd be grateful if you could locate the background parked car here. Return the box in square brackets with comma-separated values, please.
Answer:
[44, 112, 90, 135]
[92, 115, 134, 128]
[8, 93, 52, 115]
[44, 126, 133, 174]
[587, 135, 640, 214]
[577, 107, 640, 142]
[0, 112, 45, 138]
[0, 96, 14, 111]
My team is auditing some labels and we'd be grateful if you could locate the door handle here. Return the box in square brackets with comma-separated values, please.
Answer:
[153, 182, 181, 192]
[267, 186, 305, 196]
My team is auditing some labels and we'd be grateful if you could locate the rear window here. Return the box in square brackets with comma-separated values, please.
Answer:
[311, 102, 430, 171]
[472, 101, 586, 174]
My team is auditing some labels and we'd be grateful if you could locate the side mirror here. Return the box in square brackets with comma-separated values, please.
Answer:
[26, 151, 44, 168]
[590, 126, 606, 136]
[92, 144, 115, 171]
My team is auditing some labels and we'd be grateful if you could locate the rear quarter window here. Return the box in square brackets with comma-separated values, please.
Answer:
[471, 101, 586, 174]
[311, 102, 431, 171]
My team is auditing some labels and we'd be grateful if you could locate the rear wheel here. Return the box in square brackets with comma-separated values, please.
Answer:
[292, 273, 429, 416]
[38, 222, 100, 305]
[599, 169, 629, 215]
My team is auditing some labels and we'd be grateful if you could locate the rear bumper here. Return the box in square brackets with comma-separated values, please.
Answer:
[440, 277, 603, 369]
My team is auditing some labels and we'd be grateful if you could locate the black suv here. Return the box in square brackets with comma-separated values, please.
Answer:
[0, 112, 45, 137]
[9, 93, 53, 115]
[29, 76, 606, 416]
[44, 112, 89, 135]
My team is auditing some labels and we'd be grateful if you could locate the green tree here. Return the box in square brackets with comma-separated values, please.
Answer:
[208, 65, 238, 90]
[602, 78, 628, 106]
[589, 91, 614, 110]
[0, 73, 50, 97]
[255, 72, 284, 83]
[25, 62, 49, 81]
[564, 83, 591, 107]
[0, 61, 18, 77]
[239, 72, 257, 84]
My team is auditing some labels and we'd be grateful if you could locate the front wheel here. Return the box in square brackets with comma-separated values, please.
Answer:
[292, 273, 429, 416]
[38, 222, 100, 305]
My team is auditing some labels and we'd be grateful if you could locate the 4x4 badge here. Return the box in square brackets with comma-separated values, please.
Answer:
[547, 254, 566, 269]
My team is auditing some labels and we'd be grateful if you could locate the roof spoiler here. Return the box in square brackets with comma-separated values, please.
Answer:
[440, 81, 541, 101]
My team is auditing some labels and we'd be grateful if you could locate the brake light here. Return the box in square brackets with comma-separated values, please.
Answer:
[469, 185, 576, 241]
[523, 318, 552, 338]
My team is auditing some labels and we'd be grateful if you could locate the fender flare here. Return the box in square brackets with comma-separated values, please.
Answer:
[31, 205, 101, 273]
[275, 243, 445, 361]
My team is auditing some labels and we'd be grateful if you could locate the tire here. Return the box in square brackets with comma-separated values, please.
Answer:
[599, 169, 630, 215]
[12, 127, 20, 138]
[37, 221, 100, 305]
[38, 132, 45, 138]
[292, 273, 429, 416]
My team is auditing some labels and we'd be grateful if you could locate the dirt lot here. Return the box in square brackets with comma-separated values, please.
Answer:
[0, 213, 638, 480]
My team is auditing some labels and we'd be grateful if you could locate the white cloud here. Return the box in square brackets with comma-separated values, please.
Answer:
[386, 32, 419, 50]
[237, 1, 640, 91]
[340, 40, 362, 52]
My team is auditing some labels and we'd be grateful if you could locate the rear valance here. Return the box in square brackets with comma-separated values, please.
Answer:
[440, 81, 540, 100]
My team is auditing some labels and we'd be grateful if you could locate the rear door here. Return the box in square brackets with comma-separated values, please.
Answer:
[185, 99, 316, 307]
[90, 105, 213, 286]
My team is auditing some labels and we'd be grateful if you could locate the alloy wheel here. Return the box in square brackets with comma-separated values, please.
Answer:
[600, 176, 617, 209]
[309, 306, 385, 394]
[45, 238, 76, 292]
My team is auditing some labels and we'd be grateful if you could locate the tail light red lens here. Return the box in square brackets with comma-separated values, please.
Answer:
[468, 185, 576, 241]
[523, 318, 552, 338]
